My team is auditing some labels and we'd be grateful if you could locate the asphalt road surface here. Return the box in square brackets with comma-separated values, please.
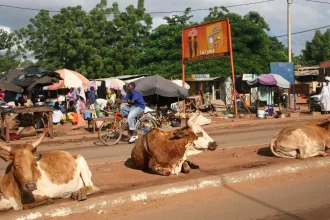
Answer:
[0, 121, 307, 173]
[45, 166, 330, 220]
[111, 167, 330, 220]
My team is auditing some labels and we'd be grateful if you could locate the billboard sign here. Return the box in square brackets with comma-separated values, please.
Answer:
[270, 62, 295, 85]
[186, 74, 210, 81]
[182, 19, 230, 62]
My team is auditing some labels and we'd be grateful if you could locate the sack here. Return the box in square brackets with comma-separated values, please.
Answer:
[18, 126, 36, 138]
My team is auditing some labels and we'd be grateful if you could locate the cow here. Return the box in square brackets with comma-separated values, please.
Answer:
[0, 126, 99, 211]
[270, 118, 330, 159]
[131, 121, 217, 176]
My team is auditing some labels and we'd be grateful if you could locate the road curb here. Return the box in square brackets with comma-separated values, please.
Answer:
[4, 156, 330, 220]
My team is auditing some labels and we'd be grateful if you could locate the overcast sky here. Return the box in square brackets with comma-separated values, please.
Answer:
[0, 0, 328, 56]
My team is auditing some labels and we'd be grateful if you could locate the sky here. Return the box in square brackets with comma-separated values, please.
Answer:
[0, 0, 329, 56]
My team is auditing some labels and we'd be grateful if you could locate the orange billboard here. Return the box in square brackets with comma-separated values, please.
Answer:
[182, 19, 230, 62]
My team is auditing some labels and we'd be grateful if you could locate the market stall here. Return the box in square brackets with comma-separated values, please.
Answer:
[247, 73, 290, 117]
[0, 106, 54, 143]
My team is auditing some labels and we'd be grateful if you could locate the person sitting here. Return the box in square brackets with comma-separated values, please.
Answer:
[67, 100, 76, 113]
[107, 86, 117, 105]
[94, 98, 109, 117]
[52, 102, 64, 125]
[117, 82, 145, 144]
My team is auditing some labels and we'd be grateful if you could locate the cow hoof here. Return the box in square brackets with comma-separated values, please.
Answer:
[162, 170, 171, 176]
[71, 190, 87, 201]
[182, 162, 191, 174]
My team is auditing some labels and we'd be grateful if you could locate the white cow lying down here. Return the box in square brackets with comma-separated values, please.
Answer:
[270, 118, 330, 159]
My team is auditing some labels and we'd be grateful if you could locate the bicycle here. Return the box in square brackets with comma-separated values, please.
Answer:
[98, 105, 159, 146]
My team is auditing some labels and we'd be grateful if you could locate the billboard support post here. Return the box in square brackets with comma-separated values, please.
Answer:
[181, 18, 238, 115]
[228, 24, 238, 115]
[181, 31, 186, 114]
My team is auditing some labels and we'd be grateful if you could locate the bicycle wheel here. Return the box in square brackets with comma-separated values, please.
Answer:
[135, 117, 158, 134]
[98, 120, 122, 146]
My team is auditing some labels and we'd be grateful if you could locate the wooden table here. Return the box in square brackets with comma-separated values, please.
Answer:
[0, 106, 54, 143]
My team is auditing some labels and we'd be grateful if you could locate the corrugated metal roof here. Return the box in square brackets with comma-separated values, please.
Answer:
[320, 60, 330, 68]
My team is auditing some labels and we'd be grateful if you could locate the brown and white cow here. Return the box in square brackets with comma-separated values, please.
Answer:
[0, 126, 99, 211]
[131, 121, 217, 176]
[270, 118, 330, 159]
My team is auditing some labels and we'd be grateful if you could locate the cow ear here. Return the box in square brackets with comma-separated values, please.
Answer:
[172, 131, 188, 139]
[35, 154, 42, 162]
[0, 153, 12, 162]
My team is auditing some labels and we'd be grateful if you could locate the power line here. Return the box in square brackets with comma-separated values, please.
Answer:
[0, 0, 275, 15]
[150, 0, 275, 14]
[275, 24, 330, 38]
[305, 0, 330, 5]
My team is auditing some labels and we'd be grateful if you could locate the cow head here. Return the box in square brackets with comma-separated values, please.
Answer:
[0, 126, 46, 192]
[172, 122, 217, 152]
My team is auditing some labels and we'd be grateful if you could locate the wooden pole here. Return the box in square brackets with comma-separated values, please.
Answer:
[182, 30, 186, 115]
[228, 23, 238, 115]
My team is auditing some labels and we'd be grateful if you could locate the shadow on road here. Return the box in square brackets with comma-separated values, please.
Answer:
[257, 147, 275, 157]
[219, 175, 305, 220]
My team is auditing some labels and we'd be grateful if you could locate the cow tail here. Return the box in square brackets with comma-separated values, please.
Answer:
[269, 137, 295, 158]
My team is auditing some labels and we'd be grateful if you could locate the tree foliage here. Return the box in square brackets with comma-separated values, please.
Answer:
[297, 29, 330, 65]
[0, 29, 23, 72]
[13, 1, 290, 79]
[137, 7, 287, 78]
[18, 0, 152, 78]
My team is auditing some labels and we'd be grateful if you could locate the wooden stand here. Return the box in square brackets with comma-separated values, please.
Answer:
[0, 106, 54, 143]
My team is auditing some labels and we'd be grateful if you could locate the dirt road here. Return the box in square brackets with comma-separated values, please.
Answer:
[0, 120, 306, 173]
[47, 167, 330, 220]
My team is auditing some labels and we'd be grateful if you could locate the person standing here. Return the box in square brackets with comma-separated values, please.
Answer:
[117, 82, 145, 143]
[97, 81, 107, 100]
[321, 77, 330, 114]
[88, 86, 96, 105]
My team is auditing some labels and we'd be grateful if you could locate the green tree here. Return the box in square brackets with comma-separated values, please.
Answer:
[0, 29, 21, 72]
[18, 0, 152, 78]
[136, 7, 287, 78]
[300, 29, 330, 65]
[136, 8, 194, 78]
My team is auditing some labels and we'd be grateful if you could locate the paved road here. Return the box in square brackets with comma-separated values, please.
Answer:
[43, 165, 330, 220]
[0, 121, 306, 173]
[111, 167, 330, 220]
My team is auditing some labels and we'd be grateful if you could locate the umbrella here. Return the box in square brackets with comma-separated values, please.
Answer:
[128, 75, 189, 106]
[96, 78, 126, 95]
[132, 75, 189, 99]
[0, 80, 24, 93]
[171, 79, 190, 89]
[6, 66, 62, 91]
[46, 69, 90, 90]
[247, 74, 290, 89]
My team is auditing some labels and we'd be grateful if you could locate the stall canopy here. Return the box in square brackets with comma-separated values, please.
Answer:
[133, 75, 188, 98]
[171, 79, 190, 89]
[0, 80, 24, 93]
[247, 74, 290, 88]
[46, 69, 89, 90]
[6, 66, 62, 91]
[128, 75, 189, 106]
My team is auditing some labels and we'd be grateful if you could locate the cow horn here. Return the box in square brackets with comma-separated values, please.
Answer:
[32, 119, 48, 148]
[0, 144, 12, 153]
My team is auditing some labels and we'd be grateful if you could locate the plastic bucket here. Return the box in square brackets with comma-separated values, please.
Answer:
[257, 110, 265, 119]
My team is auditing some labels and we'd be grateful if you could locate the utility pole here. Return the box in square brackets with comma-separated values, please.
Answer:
[287, 0, 292, 62]
[288, 0, 296, 111]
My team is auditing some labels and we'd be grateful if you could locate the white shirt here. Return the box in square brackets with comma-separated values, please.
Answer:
[52, 110, 63, 123]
